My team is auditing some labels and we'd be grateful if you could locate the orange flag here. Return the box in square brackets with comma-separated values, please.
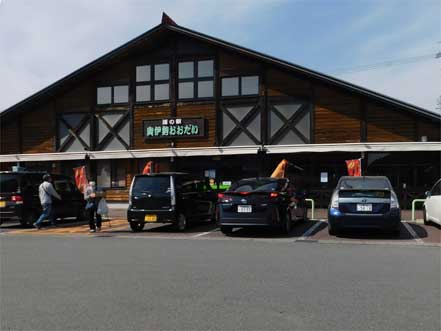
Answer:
[142, 161, 157, 174]
[270, 159, 289, 178]
[345, 159, 362, 176]
[73, 166, 88, 193]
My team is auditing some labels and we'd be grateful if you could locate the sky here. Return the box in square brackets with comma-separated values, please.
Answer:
[0, 0, 440, 113]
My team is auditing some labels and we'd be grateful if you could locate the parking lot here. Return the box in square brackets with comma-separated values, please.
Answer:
[1, 208, 439, 247]
[1, 207, 440, 330]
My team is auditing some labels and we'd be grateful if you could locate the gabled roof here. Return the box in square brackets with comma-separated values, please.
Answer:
[2, 13, 440, 122]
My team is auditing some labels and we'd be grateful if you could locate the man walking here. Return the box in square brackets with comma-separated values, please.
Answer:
[33, 174, 61, 229]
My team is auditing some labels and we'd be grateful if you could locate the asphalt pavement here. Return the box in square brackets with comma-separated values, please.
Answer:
[1, 235, 440, 330]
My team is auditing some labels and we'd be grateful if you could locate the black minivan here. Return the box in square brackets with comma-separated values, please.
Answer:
[127, 173, 217, 232]
[0, 171, 85, 227]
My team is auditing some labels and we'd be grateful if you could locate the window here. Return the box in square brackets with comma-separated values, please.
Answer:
[269, 101, 311, 145]
[111, 160, 126, 188]
[113, 85, 129, 103]
[221, 75, 259, 97]
[57, 113, 91, 152]
[97, 87, 112, 104]
[135, 63, 170, 102]
[178, 59, 214, 99]
[221, 103, 261, 146]
[53, 179, 73, 193]
[96, 160, 126, 189]
[96, 111, 130, 151]
[96, 160, 111, 189]
[431, 180, 441, 196]
[136, 65, 150, 82]
[96, 85, 129, 105]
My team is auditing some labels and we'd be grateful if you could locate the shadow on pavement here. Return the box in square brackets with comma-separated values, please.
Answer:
[0, 217, 89, 230]
[333, 222, 427, 240]
[221, 219, 320, 239]
[109, 220, 217, 234]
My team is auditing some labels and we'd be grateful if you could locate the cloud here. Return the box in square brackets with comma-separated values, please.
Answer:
[339, 58, 441, 113]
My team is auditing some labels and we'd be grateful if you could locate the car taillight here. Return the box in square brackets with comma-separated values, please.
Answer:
[11, 195, 23, 204]
[330, 192, 339, 209]
[390, 192, 399, 209]
[218, 193, 232, 203]
[270, 192, 279, 198]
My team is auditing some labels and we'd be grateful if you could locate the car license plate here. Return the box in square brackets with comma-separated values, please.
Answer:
[238, 205, 252, 213]
[145, 214, 157, 222]
[0, 201, 5, 208]
[357, 204, 372, 212]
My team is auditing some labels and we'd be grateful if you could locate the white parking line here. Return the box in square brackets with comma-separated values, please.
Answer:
[192, 228, 220, 238]
[297, 221, 325, 240]
[402, 222, 424, 244]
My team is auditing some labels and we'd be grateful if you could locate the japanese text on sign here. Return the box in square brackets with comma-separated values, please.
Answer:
[146, 124, 199, 137]
[143, 118, 205, 139]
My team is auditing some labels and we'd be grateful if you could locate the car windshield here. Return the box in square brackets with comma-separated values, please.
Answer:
[132, 176, 171, 195]
[339, 178, 391, 190]
[0, 174, 19, 192]
[229, 178, 281, 192]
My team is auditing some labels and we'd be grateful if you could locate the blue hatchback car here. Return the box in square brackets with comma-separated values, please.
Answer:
[328, 176, 401, 235]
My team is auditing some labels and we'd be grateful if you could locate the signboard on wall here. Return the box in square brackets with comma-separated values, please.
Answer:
[143, 118, 206, 139]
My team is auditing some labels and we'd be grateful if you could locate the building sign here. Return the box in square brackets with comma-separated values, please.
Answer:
[143, 118, 206, 139]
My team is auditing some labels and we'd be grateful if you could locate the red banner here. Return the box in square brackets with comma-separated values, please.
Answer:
[142, 161, 158, 174]
[345, 159, 362, 176]
[73, 166, 88, 193]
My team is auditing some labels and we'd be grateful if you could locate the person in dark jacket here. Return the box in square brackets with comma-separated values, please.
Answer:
[84, 181, 102, 233]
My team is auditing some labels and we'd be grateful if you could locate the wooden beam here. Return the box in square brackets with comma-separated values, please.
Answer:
[129, 57, 135, 149]
[262, 64, 268, 145]
[215, 50, 222, 146]
[95, 112, 130, 150]
[360, 98, 367, 142]
[221, 104, 261, 146]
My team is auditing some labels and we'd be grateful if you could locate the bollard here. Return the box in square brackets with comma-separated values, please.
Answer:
[305, 198, 315, 220]
[411, 199, 426, 221]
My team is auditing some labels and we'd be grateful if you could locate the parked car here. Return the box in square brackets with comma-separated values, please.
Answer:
[0, 171, 86, 227]
[423, 179, 441, 226]
[127, 172, 217, 232]
[328, 176, 401, 235]
[217, 177, 306, 235]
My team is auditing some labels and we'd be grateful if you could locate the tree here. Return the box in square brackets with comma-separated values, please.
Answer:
[437, 96, 441, 111]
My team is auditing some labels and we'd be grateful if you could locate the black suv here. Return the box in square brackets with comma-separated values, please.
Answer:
[127, 172, 217, 232]
[0, 171, 85, 227]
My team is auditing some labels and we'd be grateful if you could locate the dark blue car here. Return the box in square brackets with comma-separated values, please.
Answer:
[328, 176, 401, 235]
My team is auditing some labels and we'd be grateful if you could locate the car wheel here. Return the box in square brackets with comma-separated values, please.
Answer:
[175, 214, 187, 232]
[20, 210, 37, 228]
[220, 225, 233, 235]
[423, 207, 430, 226]
[328, 223, 338, 235]
[389, 227, 401, 237]
[130, 221, 144, 232]
[281, 210, 292, 234]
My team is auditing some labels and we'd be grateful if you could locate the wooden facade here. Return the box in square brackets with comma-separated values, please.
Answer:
[1, 16, 440, 203]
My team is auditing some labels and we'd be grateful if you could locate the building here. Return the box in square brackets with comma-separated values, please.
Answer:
[1, 14, 440, 207]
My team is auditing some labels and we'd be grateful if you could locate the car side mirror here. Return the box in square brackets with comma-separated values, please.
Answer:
[425, 191, 431, 198]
